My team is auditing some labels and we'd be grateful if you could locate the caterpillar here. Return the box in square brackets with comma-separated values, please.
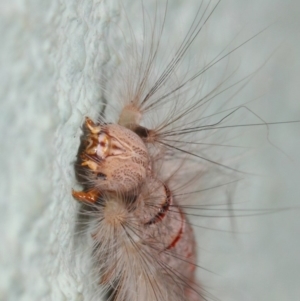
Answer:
[71, 0, 300, 300]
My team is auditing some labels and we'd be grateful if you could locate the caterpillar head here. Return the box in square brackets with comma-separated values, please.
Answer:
[77, 117, 150, 195]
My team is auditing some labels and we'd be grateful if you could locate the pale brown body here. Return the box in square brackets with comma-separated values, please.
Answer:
[72, 116, 201, 301]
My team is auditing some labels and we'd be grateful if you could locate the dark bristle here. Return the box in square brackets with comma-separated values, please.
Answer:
[133, 125, 151, 138]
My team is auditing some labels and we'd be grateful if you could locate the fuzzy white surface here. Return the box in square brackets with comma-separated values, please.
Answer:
[0, 1, 300, 301]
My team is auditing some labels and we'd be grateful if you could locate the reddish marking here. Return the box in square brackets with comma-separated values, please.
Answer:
[190, 262, 196, 273]
[165, 209, 184, 250]
[145, 184, 171, 225]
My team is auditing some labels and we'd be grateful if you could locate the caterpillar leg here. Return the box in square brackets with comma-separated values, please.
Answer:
[85, 116, 101, 134]
[80, 157, 99, 171]
[72, 189, 100, 203]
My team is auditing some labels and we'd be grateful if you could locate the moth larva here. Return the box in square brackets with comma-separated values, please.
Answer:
[73, 116, 199, 301]
[70, 1, 300, 301]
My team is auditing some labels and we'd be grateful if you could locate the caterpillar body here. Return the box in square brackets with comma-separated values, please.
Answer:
[73, 116, 199, 301]
[71, 1, 299, 301]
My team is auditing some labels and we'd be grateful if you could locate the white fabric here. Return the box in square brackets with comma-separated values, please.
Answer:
[1, 0, 299, 300]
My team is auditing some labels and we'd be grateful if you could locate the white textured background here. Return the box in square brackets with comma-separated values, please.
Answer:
[0, 1, 299, 301]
